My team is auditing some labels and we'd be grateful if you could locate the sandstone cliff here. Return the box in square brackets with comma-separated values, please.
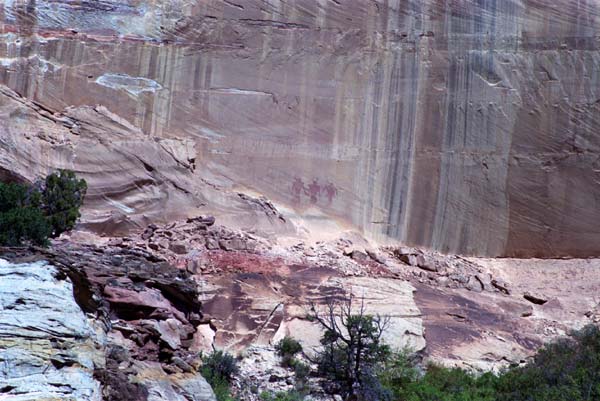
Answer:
[0, 1, 598, 256]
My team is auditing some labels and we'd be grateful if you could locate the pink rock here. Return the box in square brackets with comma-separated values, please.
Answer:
[169, 242, 188, 255]
[156, 319, 184, 350]
[191, 324, 216, 353]
[103, 286, 187, 322]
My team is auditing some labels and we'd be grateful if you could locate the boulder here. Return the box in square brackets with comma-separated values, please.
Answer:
[417, 256, 439, 272]
[523, 292, 548, 305]
[206, 238, 220, 250]
[155, 319, 185, 350]
[466, 276, 484, 292]
[492, 279, 511, 295]
[219, 238, 247, 251]
[350, 250, 369, 263]
[142, 226, 156, 240]
[191, 324, 216, 353]
[475, 274, 493, 291]
[366, 249, 387, 264]
[398, 253, 420, 266]
[187, 216, 216, 227]
[169, 242, 188, 255]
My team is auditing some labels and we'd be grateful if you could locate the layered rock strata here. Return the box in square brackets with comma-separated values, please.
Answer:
[3, 216, 600, 398]
[98, 217, 600, 372]
[0, 259, 102, 400]
[0, 1, 599, 256]
[0, 247, 216, 401]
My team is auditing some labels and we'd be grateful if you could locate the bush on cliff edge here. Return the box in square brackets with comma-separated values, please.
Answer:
[0, 170, 87, 246]
[0, 181, 50, 246]
[42, 169, 87, 237]
[201, 350, 240, 401]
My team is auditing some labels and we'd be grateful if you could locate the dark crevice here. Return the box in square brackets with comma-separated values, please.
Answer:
[0, 385, 15, 393]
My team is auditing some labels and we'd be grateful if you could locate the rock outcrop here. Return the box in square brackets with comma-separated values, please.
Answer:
[96, 217, 600, 372]
[0, 1, 600, 256]
[1, 0, 600, 396]
[0, 248, 216, 401]
[3, 213, 600, 397]
[0, 259, 102, 400]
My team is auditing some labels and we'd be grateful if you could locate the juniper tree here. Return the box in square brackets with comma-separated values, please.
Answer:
[310, 295, 391, 401]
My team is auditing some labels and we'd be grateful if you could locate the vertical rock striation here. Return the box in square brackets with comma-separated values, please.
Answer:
[0, 1, 599, 257]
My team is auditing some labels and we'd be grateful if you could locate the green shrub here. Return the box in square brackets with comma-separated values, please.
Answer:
[260, 390, 305, 401]
[287, 359, 311, 393]
[0, 181, 40, 212]
[209, 377, 238, 401]
[276, 336, 303, 367]
[276, 336, 303, 358]
[379, 348, 420, 398]
[42, 170, 87, 237]
[201, 350, 239, 385]
[311, 296, 392, 401]
[291, 359, 310, 381]
[494, 324, 600, 401]
[0, 182, 50, 246]
[201, 350, 240, 401]
[0, 206, 50, 246]
[0, 170, 86, 246]
[377, 325, 600, 401]
[398, 364, 496, 401]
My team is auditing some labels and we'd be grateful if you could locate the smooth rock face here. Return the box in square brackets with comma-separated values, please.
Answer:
[1, 1, 600, 257]
[0, 258, 102, 401]
[201, 272, 425, 354]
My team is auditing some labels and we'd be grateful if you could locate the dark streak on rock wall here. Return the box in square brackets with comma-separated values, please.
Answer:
[0, 0, 600, 257]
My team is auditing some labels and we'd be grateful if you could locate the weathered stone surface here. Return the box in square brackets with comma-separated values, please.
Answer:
[523, 292, 549, 305]
[191, 324, 216, 353]
[155, 319, 184, 350]
[399, 253, 421, 267]
[134, 362, 216, 401]
[0, 245, 216, 401]
[492, 279, 511, 295]
[416, 256, 600, 370]
[233, 346, 300, 399]
[196, 246, 426, 353]
[417, 256, 439, 273]
[0, 1, 599, 256]
[0, 259, 103, 400]
[333, 277, 425, 351]
[349, 250, 369, 263]
[169, 242, 188, 255]
[5, 222, 600, 392]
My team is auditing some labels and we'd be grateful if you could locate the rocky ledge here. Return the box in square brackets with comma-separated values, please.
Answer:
[0, 246, 215, 401]
[111, 217, 600, 374]
[2, 1, 600, 257]
[2, 215, 600, 399]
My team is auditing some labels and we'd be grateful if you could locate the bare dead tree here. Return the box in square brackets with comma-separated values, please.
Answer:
[309, 294, 392, 401]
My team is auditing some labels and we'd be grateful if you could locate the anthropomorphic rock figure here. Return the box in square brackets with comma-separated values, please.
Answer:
[324, 182, 337, 204]
[307, 179, 321, 204]
[291, 177, 306, 204]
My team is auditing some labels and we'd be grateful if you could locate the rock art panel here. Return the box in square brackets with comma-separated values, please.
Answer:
[0, 1, 599, 257]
